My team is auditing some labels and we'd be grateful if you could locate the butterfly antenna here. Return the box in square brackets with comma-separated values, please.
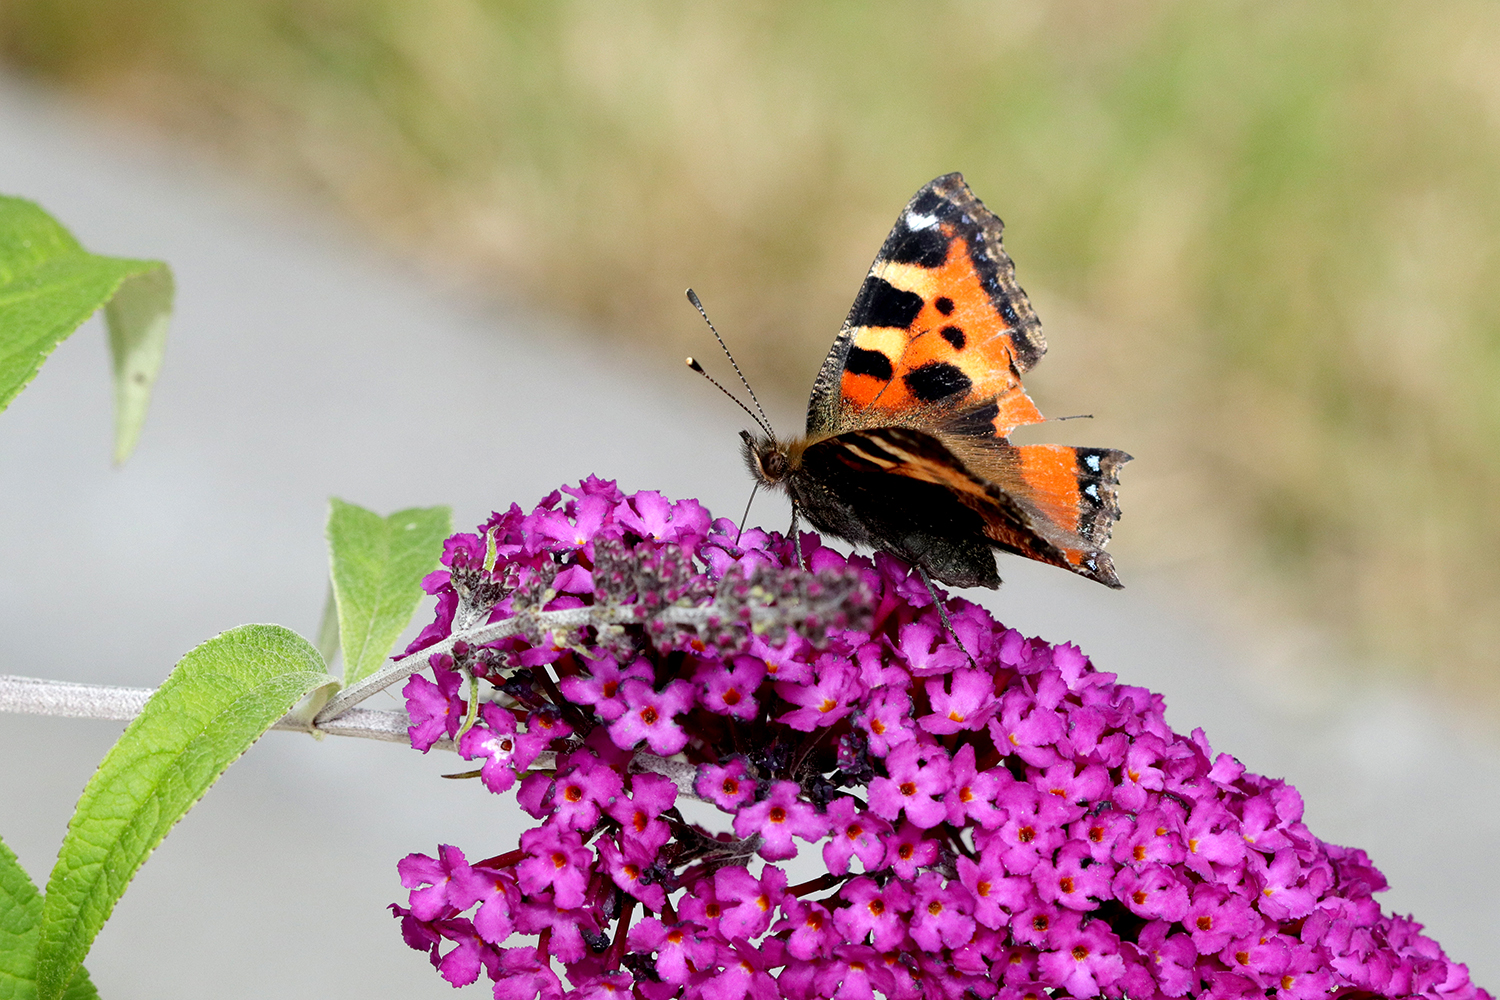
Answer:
[685, 288, 775, 438]
[1051, 413, 1094, 422]
[686, 357, 774, 438]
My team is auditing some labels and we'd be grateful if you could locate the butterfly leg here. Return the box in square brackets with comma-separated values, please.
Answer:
[789, 505, 803, 570]
[916, 565, 952, 631]
[917, 565, 976, 664]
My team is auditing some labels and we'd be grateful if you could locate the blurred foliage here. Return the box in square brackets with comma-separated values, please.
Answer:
[4, 1, 1499, 696]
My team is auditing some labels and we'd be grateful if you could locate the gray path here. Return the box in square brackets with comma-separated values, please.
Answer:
[1, 78, 1495, 996]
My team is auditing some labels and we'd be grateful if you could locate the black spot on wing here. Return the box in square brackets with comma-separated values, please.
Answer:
[935, 296, 955, 315]
[908, 188, 946, 218]
[845, 346, 894, 381]
[884, 225, 950, 268]
[849, 276, 924, 330]
[904, 362, 972, 403]
[940, 326, 966, 350]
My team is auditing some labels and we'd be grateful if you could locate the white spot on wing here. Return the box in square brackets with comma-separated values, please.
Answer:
[905, 210, 939, 231]
[1084, 454, 1101, 471]
[1084, 484, 1100, 500]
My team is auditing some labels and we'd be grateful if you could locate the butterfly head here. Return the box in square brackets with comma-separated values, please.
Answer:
[740, 429, 794, 488]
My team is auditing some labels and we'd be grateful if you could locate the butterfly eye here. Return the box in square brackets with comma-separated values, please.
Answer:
[761, 447, 790, 481]
[744, 438, 789, 484]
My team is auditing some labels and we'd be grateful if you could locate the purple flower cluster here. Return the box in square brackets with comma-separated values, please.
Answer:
[393, 478, 1487, 1000]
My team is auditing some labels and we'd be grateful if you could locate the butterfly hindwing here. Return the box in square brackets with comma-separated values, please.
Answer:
[1011, 444, 1130, 551]
[797, 427, 1037, 589]
[796, 422, 1132, 590]
[930, 429, 1131, 587]
[807, 173, 1048, 439]
[798, 426, 1136, 590]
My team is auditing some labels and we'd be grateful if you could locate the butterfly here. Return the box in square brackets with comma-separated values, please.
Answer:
[737, 173, 1130, 590]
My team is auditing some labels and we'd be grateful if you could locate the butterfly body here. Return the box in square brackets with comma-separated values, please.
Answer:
[743, 173, 1130, 590]
[744, 427, 1011, 588]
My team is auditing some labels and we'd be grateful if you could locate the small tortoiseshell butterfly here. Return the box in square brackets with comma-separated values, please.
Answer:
[737, 173, 1130, 590]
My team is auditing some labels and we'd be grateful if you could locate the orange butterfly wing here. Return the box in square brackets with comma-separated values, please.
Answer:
[808, 172, 1046, 440]
[942, 438, 1130, 586]
[799, 173, 1130, 588]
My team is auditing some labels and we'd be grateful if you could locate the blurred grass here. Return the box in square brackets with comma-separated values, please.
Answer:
[3, 1, 1498, 699]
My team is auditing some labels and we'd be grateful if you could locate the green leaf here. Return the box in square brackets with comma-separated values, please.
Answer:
[0, 195, 173, 463]
[103, 263, 172, 464]
[326, 499, 451, 688]
[315, 582, 341, 669]
[0, 838, 97, 1000]
[33, 625, 332, 1000]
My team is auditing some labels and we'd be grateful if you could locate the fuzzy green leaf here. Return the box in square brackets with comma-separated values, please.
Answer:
[315, 582, 341, 669]
[0, 837, 97, 1000]
[0, 195, 172, 462]
[326, 499, 451, 687]
[102, 263, 172, 464]
[33, 626, 331, 1000]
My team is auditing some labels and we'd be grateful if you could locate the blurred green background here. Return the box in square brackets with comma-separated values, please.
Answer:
[4, 1, 1498, 702]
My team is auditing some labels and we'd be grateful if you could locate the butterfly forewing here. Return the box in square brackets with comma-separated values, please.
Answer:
[807, 173, 1048, 439]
